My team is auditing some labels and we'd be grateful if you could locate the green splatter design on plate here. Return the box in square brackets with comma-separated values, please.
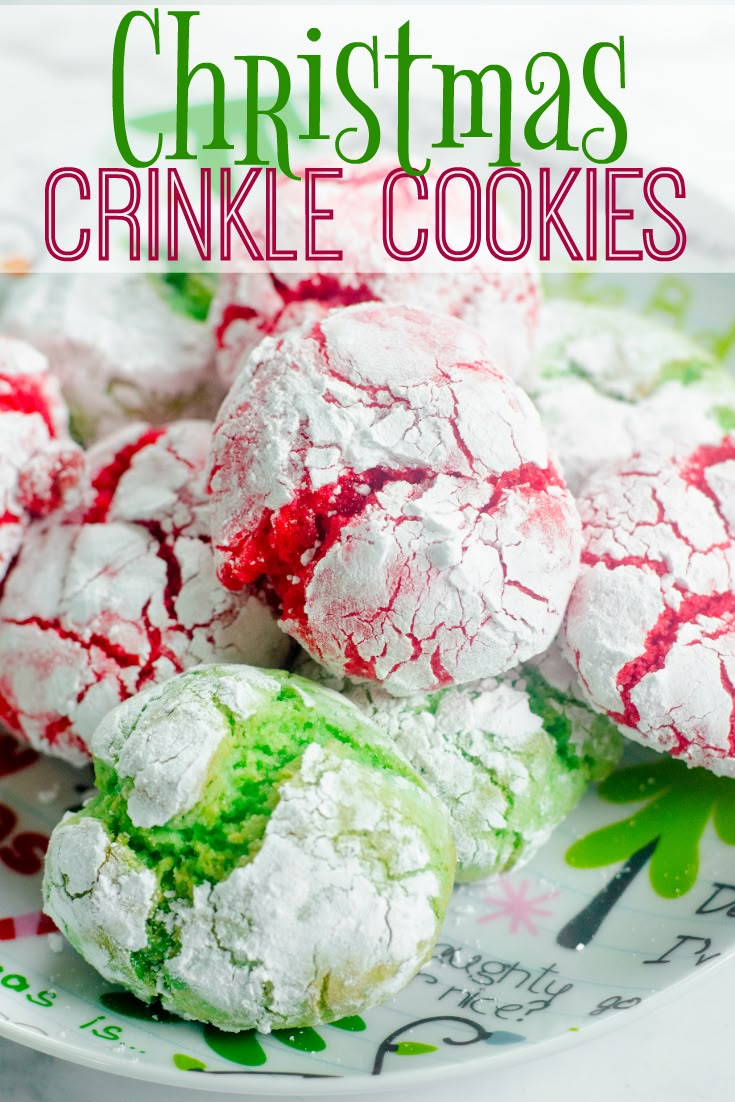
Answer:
[393, 1041, 438, 1056]
[100, 990, 181, 1023]
[203, 1025, 267, 1066]
[330, 1015, 366, 1032]
[272, 1026, 326, 1053]
[566, 758, 735, 897]
[173, 1053, 207, 1071]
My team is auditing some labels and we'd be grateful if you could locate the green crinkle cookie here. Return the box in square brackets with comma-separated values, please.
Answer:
[43, 665, 455, 1032]
[294, 646, 622, 882]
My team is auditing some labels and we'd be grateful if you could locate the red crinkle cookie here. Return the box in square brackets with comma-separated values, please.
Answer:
[562, 438, 735, 775]
[0, 421, 290, 764]
[211, 164, 540, 388]
[207, 303, 581, 696]
[0, 336, 83, 583]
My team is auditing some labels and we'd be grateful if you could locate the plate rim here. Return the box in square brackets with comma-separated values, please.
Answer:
[0, 940, 733, 1097]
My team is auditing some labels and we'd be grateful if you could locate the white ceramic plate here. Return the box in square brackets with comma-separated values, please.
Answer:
[4, 714, 735, 1094]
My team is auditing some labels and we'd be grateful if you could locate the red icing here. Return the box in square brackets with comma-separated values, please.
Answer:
[140, 521, 183, 621]
[214, 303, 258, 347]
[0, 691, 23, 739]
[216, 274, 379, 349]
[0, 374, 56, 436]
[218, 466, 427, 621]
[484, 462, 564, 511]
[83, 427, 166, 524]
[574, 440, 735, 762]
[5, 616, 140, 670]
[18, 447, 85, 517]
[581, 550, 668, 577]
[612, 590, 735, 735]
[218, 460, 563, 681]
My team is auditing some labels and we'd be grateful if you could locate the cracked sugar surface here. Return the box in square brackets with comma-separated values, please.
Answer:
[211, 163, 539, 388]
[0, 421, 289, 763]
[294, 647, 622, 882]
[43, 665, 454, 1032]
[209, 302, 581, 696]
[529, 301, 733, 494]
[1, 275, 223, 443]
[562, 439, 735, 774]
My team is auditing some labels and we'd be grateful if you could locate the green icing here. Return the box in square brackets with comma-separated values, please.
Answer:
[518, 664, 622, 780]
[203, 1025, 267, 1066]
[295, 657, 622, 883]
[714, 404, 735, 432]
[85, 672, 421, 902]
[149, 273, 218, 322]
[653, 357, 721, 388]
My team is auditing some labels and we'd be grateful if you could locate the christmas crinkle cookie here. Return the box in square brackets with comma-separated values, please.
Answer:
[0, 335, 83, 585]
[0, 421, 289, 763]
[207, 302, 582, 696]
[562, 438, 735, 775]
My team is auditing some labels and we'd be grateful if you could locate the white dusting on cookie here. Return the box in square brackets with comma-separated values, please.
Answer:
[43, 816, 157, 999]
[0, 336, 83, 584]
[208, 302, 581, 696]
[294, 650, 621, 880]
[0, 422, 289, 763]
[42, 666, 454, 1031]
[92, 667, 280, 827]
[1, 275, 222, 443]
[210, 163, 539, 388]
[529, 301, 729, 493]
[562, 439, 735, 775]
[163, 742, 446, 1031]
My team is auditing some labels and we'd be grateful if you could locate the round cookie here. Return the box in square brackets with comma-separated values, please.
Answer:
[0, 335, 83, 584]
[562, 438, 735, 775]
[529, 300, 730, 493]
[211, 163, 539, 388]
[0, 422, 289, 763]
[1, 274, 222, 443]
[294, 649, 623, 881]
[207, 302, 582, 696]
[43, 665, 455, 1031]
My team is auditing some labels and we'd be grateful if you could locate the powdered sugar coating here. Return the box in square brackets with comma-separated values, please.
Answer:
[529, 301, 730, 494]
[208, 302, 582, 696]
[1, 275, 222, 443]
[43, 665, 454, 1030]
[562, 440, 735, 775]
[43, 817, 158, 998]
[211, 165, 539, 388]
[0, 335, 83, 583]
[294, 650, 622, 880]
[0, 422, 289, 762]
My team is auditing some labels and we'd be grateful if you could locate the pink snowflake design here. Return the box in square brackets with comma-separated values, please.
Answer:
[477, 878, 559, 936]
